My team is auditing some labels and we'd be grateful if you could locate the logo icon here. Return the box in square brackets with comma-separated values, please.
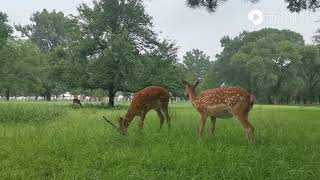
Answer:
[248, 9, 264, 26]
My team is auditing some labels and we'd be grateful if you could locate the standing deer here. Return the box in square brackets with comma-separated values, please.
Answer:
[181, 80, 255, 142]
[106, 86, 171, 134]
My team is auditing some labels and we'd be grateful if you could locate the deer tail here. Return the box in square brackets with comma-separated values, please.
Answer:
[250, 94, 256, 110]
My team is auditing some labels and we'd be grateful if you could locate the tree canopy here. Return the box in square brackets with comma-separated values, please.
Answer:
[74, 0, 181, 106]
[15, 9, 79, 100]
[183, 49, 211, 80]
[186, 0, 320, 13]
[0, 11, 12, 49]
[1, 1, 320, 105]
[204, 28, 320, 104]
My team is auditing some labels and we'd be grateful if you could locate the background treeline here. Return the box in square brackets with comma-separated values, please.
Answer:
[1, 0, 320, 106]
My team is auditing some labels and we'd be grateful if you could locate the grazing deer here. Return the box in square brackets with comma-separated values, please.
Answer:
[181, 80, 255, 143]
[73, 98, 82, 106]
[115, 86, 171, 134]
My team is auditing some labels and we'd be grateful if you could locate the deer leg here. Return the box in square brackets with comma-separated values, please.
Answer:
[210, 116, 217, 136]
[156, 109, 165, 129]
[139, 112, 146, 130]
[162, 105, 171, 128]
[198, 112, 207, 136]
[237, 113, 254, 143]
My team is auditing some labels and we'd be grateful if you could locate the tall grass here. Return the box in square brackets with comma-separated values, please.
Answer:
[0, 102, 319, 179]
[0, 101, 66, 124]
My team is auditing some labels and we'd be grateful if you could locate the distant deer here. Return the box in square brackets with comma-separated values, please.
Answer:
[113, 86, 171, 134]
[73, 98, 82, 106]
[181, 80, 255, 143]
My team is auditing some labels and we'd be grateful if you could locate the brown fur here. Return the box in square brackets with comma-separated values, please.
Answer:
[118, 86, 171, 134]
[182, 80, 255, 143]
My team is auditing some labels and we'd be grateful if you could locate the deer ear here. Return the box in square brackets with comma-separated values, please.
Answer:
[181, 80, 188, 86]
[194, 80, 200, 87]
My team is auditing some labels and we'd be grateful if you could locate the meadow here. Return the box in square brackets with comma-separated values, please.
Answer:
[0, 101, 319, 179]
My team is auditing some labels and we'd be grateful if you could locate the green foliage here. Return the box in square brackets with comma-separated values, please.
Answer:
[87, 31, 138, 93]
[0, 102, 320, 179]
[137, 40, 182, 96]
[183, 49, 211, 80]
[15, 9, 76, 53]
[0, 39, 44, 99]
[1, 2, 319, 105]
[297, 45, 320, 102]
[210, 28, 306, 103]
[15, 9, 79, 100]
[0, 11, 12, 49]
[186, 0, 320, 13]
[75, 0, 182, 106]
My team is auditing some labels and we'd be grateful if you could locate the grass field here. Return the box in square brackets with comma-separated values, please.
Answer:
[0, 101, 319, 179]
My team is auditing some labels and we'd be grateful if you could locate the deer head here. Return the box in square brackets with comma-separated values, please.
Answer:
[102, 116, 126, 135]
[181, 80, 200, 97]
[118, 117, 129, 134]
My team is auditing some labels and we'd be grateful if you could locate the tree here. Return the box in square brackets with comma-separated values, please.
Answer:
[0, 39, 43, 100]
[202, 61, 221, 89]
[15, 9, 76, 53]
[210, 28, 304, 103]
[0, 11, 12, 49]
[138, 40, 182, 97]
[298, 45, 320, 103]
[76, 0, 162, 107]
[15, 9, 78, 100]
[0, 41, 19, 100]
[183, 49, 211, 80]
[87, 31, 139, 107]
[186, 0, 320, 13]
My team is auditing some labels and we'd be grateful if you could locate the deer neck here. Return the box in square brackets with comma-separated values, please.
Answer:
[123, 108, 136, 127]
[188, 88, 198, 103]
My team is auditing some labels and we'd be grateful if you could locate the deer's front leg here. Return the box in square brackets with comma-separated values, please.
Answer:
[210, 116, 216, 135]
[139, 111, 146, 129]
[198, 112, 207, 135]
[156, 109, 165, 129]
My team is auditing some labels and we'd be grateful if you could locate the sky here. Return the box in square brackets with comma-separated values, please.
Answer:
[1, 0, 320, 60]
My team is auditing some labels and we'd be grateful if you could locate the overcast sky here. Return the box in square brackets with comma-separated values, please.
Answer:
[1, 0, 320, 60]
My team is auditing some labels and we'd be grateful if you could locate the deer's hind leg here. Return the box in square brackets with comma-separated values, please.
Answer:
[156, 109, 165, 129]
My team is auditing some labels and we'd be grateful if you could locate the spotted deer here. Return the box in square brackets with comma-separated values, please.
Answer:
[115, 86, 171, 134]
[182, 80, 255, 142]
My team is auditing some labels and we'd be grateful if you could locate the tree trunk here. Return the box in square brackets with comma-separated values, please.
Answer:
[268, 96, 273, 104]
[303, 98, 307, 104]
[286, 95, 290, 105]
[5, 89, 10, 101]
[108, 89, 116, 107]
[35, 95, 39, 101]
[45, 92, 51, 101]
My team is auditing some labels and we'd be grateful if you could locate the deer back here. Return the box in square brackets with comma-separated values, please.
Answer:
[193, 87, 251, 114]
[127, 86, 170, 115]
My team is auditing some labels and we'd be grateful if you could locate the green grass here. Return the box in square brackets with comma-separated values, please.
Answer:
[0, 101, 319, 179]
